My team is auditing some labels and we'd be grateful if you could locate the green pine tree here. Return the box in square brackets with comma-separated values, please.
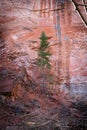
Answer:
[37, 32, 52, 88]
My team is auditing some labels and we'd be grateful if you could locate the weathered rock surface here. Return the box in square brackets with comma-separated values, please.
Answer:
[0, 1, 87, 98]
[0, 0, 87, 130]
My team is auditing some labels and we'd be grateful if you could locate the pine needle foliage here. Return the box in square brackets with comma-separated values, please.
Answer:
[37, 32, 51, 69]
[36, 32, 52, 88]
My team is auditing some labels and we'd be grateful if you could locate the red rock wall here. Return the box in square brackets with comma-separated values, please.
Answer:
[0, 0, 87, 99]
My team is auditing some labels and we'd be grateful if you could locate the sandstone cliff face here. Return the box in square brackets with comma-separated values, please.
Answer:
[0, 0, 87, 100]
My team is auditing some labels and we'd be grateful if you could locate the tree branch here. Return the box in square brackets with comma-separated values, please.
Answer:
[77, 3, 87, 6]
[72, 0, 87, 26]
[82, 0, 87, 12]
[30, 7, 62, 12]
